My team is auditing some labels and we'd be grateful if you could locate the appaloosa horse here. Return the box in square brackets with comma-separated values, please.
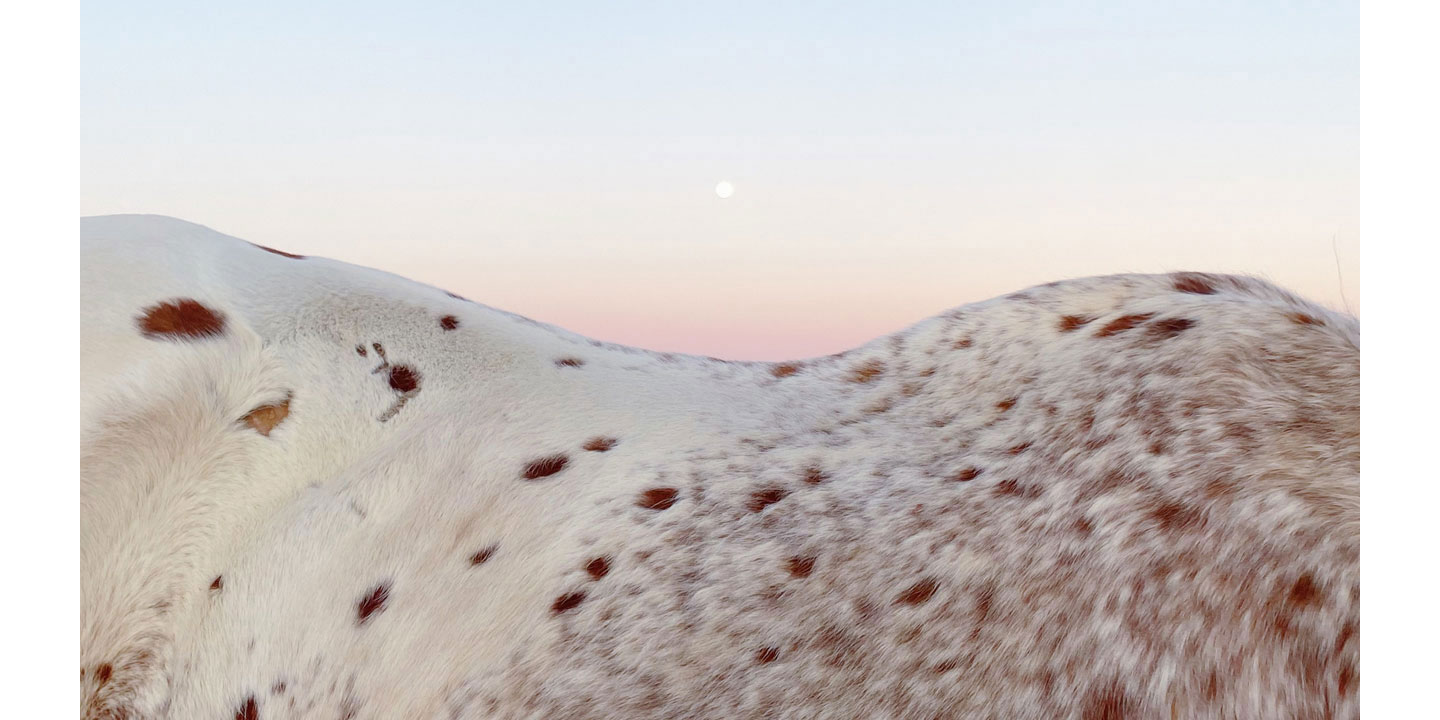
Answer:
[81, 215, 1358, 719]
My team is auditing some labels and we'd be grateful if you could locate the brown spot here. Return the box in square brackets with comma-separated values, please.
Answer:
[355, 344, 367, 356]
[356, 583, 390, 625]
[1336, 621, 1356, 653]
[786, 556, 816, 578]
[1288, 312, 1323, 326]
[754, 647, 779, 664]
[747, 486, 787, 512]
[555, 357, 585, 367]
[96, 663, 112, 686]
[1288, 574, 1323, 608]
[1006, 441, 1032, 455]
[522, 454, 569, 480]
[1082, 682, 1135, 720]
[995, 479, 1042, 499]
[271, 680, 287, 695]
[583, 436, 618, 452]
[1151, 501, 1204, 532]
[1338, 665, 1356, 698]
[848, 359, 885, 383]
[469, 545, 497, 566]
[242, 394, 291, 437]
[933, 659, 959, 673]
[552, 591, 586, 614]
[1096, 313, 1156, 337]
[771, 363, 801, 378]
[802, 466, 828, 484]
[1147, 317, 1194, 339]
[952, 467, 984, 482]
[387, 365, 420, 393]
[897, 578, 940, 605]
[439, 315, 460, 331]
[586, 556, 611, 579]
[954, 336, 974, 349]
[996, 397, 1017, 412]
[235, 694, 259, 720]
[251, 242, 304, 259]
[637, 487, 678, 510]
[1172, 273, 1217, 295]
[210, 575, 223, 591]
[1059, 315, 1095, 332]
[137, 299, 227, 340]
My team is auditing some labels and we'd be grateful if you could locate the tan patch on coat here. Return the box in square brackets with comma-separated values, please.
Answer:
[241, 394, 292, 436]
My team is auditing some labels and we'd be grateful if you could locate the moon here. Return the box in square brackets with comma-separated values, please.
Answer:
[715, 181, 735, 199]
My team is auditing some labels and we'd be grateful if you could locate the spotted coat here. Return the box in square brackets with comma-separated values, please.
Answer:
[80, 215, 1359, 719]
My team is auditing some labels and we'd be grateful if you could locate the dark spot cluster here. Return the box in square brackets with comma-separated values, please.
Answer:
[1172, 273, 1217, 295]
[357, 583, 390, 625]
[896, 578, 940, 605]
[952, 467, 983, 482]
[555, 357, 585, 368]
[848, 359, 885, 383]
[234, 694, 259, 720]
[470, 545, 497, 566]
[636, 487, 678, 510]
[771, 362, 802, 378]
[994, 478, 1042, 499]
[522, 454, 569, 480]
[552, 591, 587, 614]
[747, 486, 787, 513]
[583, 437, 618, 452]
[786, 556, 815, 578]
[802, 466, 828, 484]
[387, 365, 420, 393]
[209, 575, 223, 591]
[585, 556, 611, 579]
[1058, 315, 1095, 332]
[1147, 317, 1194, 339]
[1081, 681, 1135, 720]
[1095, 313, 1156, 338]
[137, 299, 226, 340]
[439, 314, 460, 331]
[1287, 574, 1323, 608]
[1151, 501, 1204, 532]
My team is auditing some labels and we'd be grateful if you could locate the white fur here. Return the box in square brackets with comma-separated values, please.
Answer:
[81, 215, 1359, 719]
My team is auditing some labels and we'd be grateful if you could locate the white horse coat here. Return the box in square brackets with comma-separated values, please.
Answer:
[80, 215, 1359, 719]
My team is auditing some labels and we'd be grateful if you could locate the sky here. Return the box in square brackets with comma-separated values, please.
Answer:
[82, 0, 1358, 361]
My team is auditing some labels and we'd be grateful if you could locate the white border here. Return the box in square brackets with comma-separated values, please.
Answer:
[1361, 0, 1438, 716]
[5, 0, 1420, 714]
[0, 0, 80, 713]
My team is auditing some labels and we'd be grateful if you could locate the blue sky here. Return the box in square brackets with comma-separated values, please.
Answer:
[82, 1, 1358, 359]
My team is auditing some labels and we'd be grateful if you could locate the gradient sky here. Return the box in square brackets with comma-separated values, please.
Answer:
[82, 0, 1358, 360]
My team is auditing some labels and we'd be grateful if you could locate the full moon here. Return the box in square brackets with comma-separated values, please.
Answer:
[714, 181, 735, 199]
